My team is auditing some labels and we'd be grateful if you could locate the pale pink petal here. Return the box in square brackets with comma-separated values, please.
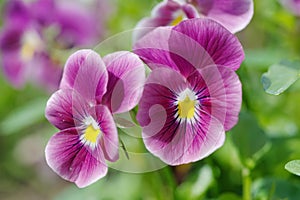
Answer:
[60, 49, 108, 104]
[45, 128, 107, 188]
[102, 51, 145, 114]
[95, 105, 119, 162]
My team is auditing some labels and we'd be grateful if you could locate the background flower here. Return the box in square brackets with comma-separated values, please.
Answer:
[279, 0, 300, 16]
[0, 0, 108, 92]
[133, 0, 253, 41]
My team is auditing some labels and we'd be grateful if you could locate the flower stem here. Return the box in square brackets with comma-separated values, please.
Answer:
[242, 167, 252, 200]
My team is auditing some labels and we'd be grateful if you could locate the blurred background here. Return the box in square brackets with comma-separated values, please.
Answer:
[0, 0, 300, 199]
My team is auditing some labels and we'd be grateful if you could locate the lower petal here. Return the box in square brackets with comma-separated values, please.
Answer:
[143, 109, 225, 165]
[45, 128, 107, 188]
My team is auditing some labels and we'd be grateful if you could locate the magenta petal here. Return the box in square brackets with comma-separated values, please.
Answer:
[45, 128, 107, 188]
[95, 105, 119, 162]
[172, 18, 244, 71]
[133, 26, 196, 76]
[143, 114, 225, 165]
[45, 89, 90, 130]
[60, 49, 108, 104]
[102, 51, 145, 114]
[187, 65, 242, 131]
[197, 0, 254, 33]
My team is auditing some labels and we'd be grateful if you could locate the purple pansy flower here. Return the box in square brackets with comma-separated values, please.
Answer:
[279, 0, 300, 16]
[45, 49, 145, 187]
[133, 0, 253, 41]
[133, 18, 243, 165]
[0, 0, 107, 91]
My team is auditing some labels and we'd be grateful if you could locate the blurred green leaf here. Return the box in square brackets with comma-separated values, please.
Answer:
[252, 178, 300, 199]
[261, 60, 300, 95]
[230, 112, 269, 168]
[0, 97, 47, 135]
[244, 49, 288, 69]
[176, 165, 213, 200]
[285, 160, 300, 176]
[218, 193, 242, 200]
[55, 173, 142, 200]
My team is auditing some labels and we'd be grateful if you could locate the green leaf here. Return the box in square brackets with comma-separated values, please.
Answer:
[261, 60, 300, 95]
[0, 97, 47, 135]
[230, 112, 269, 168]
[285, 160, 300, 176]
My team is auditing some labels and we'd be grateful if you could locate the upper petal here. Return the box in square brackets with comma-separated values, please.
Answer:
[45, 128, 107, 188]
[196, 0, 254, 33]
[60, 49, 108, 104]
[172, 18, 244, 71]
[102, 51, 145, 114]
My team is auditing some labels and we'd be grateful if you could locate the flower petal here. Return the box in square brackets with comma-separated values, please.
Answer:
[54, 1, 101, 46]
[172, 18, 244, 71]
[45, 128, 107, 188]
[133, 26, 197, 77]
[0, 25, 26, 87]
[187, 65, 242, 131]
[196, 0, 254, 33]
[143, 112, 225, 165]
[45, 89, 90, 130]
[95, 105, 119, 162]
[60, 49, 108, 104]
[102, 51, 145, 114]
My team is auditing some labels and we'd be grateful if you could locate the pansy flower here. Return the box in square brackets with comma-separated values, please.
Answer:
[0, 0, 107, 91]
[45, 49, 145, 187]
[133, 18, 243, 165]
[133, 0, 253, 41]
[279, 0, 300, 16]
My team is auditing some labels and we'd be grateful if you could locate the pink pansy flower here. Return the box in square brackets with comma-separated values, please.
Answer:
[0, 0, 107, 91]
[45, 49, 145, 187]
[133, 0, 253, 41]
[133, 18, 243, 165]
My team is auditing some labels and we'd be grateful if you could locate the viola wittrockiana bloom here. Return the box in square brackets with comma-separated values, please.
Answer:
[45, 49, 145, 187]
[133, 0, 253, 41]
[0, 0, 107, 91]
[279, 0, 300, 16]
[133, 18, 243, 165]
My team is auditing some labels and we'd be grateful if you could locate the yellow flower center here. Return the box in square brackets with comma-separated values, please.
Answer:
[177, 89, 197, 119]
[170, 14, 184, 26]
[20, 30, 43, 61]
[178, 96, 196, 119]
[84, 124, 101, 144]
[80, 116, 102, 148]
